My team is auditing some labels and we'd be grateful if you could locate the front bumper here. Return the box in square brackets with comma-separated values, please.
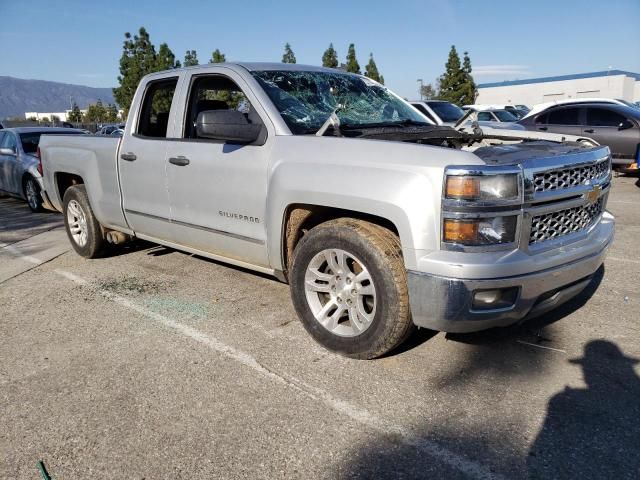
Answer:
[407, 222, 613, 333]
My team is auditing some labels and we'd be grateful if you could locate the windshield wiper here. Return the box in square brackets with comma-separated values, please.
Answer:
[316, 104, 345, 137]
[341, 119, 432, 130]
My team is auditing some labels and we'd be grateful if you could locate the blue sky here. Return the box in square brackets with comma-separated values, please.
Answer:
[1, 0, 639, 99]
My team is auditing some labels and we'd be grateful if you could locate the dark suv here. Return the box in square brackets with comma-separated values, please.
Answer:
[519, 102, 640, 166]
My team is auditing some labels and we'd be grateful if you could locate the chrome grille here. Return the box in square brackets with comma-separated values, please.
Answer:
[533, 160, 609, 193]
[529, 198, 604, 244]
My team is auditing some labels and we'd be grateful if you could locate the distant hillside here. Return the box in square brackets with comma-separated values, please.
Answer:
[0, 76, 115, 119]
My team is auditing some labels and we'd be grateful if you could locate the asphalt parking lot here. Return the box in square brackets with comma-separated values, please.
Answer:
[1, 176, 639, 480]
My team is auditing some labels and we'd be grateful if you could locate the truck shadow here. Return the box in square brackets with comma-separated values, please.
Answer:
[137, 243, 279, 282]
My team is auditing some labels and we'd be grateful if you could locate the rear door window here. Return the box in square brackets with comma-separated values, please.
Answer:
[137, 78, 178, 138]
[586, 108, 627, 127]
[477, 112, 493, 121]
[548, 107, 581, 125]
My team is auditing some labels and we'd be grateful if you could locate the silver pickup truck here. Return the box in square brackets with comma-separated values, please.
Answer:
[40, 63, 615, 359]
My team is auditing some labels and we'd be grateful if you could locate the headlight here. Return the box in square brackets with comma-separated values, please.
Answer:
[445, 174, 519, 201]
[443, 216, 518, 246]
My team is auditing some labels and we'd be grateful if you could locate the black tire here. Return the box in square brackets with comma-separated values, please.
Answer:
[24, 176, 44, 212]
[62, 185, 106, 258]
[290, 218, 414, 359]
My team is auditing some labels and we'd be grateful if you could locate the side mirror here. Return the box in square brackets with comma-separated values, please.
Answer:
[618, 120, 634, 131]
[0, 147, 16, 156]
[196, 110, 261, 144]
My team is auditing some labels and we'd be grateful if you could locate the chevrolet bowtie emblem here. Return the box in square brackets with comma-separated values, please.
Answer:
[586, 185, 601, 204]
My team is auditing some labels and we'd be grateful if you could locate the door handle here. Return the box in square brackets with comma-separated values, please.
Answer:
[584, 129, 595, 133]
[169, 156, 190, 166]
[538, 127, 548, 131]
[120, 152, 137, 161]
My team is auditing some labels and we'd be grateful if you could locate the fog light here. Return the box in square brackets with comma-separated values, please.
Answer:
[472, 287, 519, 311]
[474, 290, 502, 305]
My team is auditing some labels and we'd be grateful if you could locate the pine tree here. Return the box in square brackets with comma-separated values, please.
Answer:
[322, 43, 338, 68]
[282, 43, 296, 63]
[184, 50, 199, 67]
[345, 44, 360, 74]
[156, 43, 180, 70]
[113, 27, 158, 115]
[68, 103, 82, 122]
[460, 51, 477, 106]
[209, 49, 226, 63]
[106, 104, 119, 122]
[438, 45, 468, 105]
[85, 100, 107, 123]
[364, 53, 383, 84]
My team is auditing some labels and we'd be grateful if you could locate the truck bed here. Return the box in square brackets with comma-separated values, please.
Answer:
[39, 134, 127, 232]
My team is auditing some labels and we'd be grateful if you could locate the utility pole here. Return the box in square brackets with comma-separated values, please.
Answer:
[417, 79, 424, 100]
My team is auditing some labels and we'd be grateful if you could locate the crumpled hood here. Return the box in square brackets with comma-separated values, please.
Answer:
[472, 141, 609, 166]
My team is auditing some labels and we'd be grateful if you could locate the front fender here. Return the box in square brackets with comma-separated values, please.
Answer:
[266, 161, 440, 271]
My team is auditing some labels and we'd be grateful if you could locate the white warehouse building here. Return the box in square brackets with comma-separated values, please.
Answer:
[476, 70, 640, 107]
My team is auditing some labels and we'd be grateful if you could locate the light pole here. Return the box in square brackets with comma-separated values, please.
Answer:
[417, 79, 424, 100]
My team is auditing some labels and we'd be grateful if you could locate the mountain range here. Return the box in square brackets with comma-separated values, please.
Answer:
[0, 76, 116, 119]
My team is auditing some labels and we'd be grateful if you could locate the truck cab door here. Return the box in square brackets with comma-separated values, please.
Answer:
[163, 70, 272, 268]
[119, 75, 180, 240]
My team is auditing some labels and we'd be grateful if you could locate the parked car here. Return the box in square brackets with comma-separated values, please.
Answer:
[410, 100, 465, 125]
[96, 124, 125, 135]
[474, 109, 520, 123]
[41, 63, 614, 359]
[410, 101, 526, 132]
[519, 103, 640, 165]
[0, 127, 86, 211]
[464, 104, 530, 119]
[523, 98, 636, 120]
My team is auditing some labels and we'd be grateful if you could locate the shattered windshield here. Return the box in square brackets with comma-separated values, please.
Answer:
[252, 70, 430, 134]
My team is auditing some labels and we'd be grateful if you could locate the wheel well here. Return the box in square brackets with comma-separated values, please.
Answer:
[55, 172, 84, 202]
[281, 204, 400, 275]
[21, 172, 34, 192]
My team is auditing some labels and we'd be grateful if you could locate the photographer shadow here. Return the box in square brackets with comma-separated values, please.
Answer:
[527, 340, 640, 479]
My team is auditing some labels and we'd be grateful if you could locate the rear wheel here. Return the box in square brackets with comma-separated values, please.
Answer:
[24, 176, 44, 212]
[290, 218, 413, 359]
[63, 185, 106, 258]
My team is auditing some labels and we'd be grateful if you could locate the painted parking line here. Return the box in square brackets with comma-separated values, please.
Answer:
[0, 229, 69, 283]
[516, 340, 567, 354]
[47, 266, 504, 480]
[607, 256, 640, 265]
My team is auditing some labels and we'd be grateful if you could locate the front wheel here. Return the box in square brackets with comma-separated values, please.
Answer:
[63, 185, 106, 258]
[24, 176, 44, 212]
[290, 218, 413, 359]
